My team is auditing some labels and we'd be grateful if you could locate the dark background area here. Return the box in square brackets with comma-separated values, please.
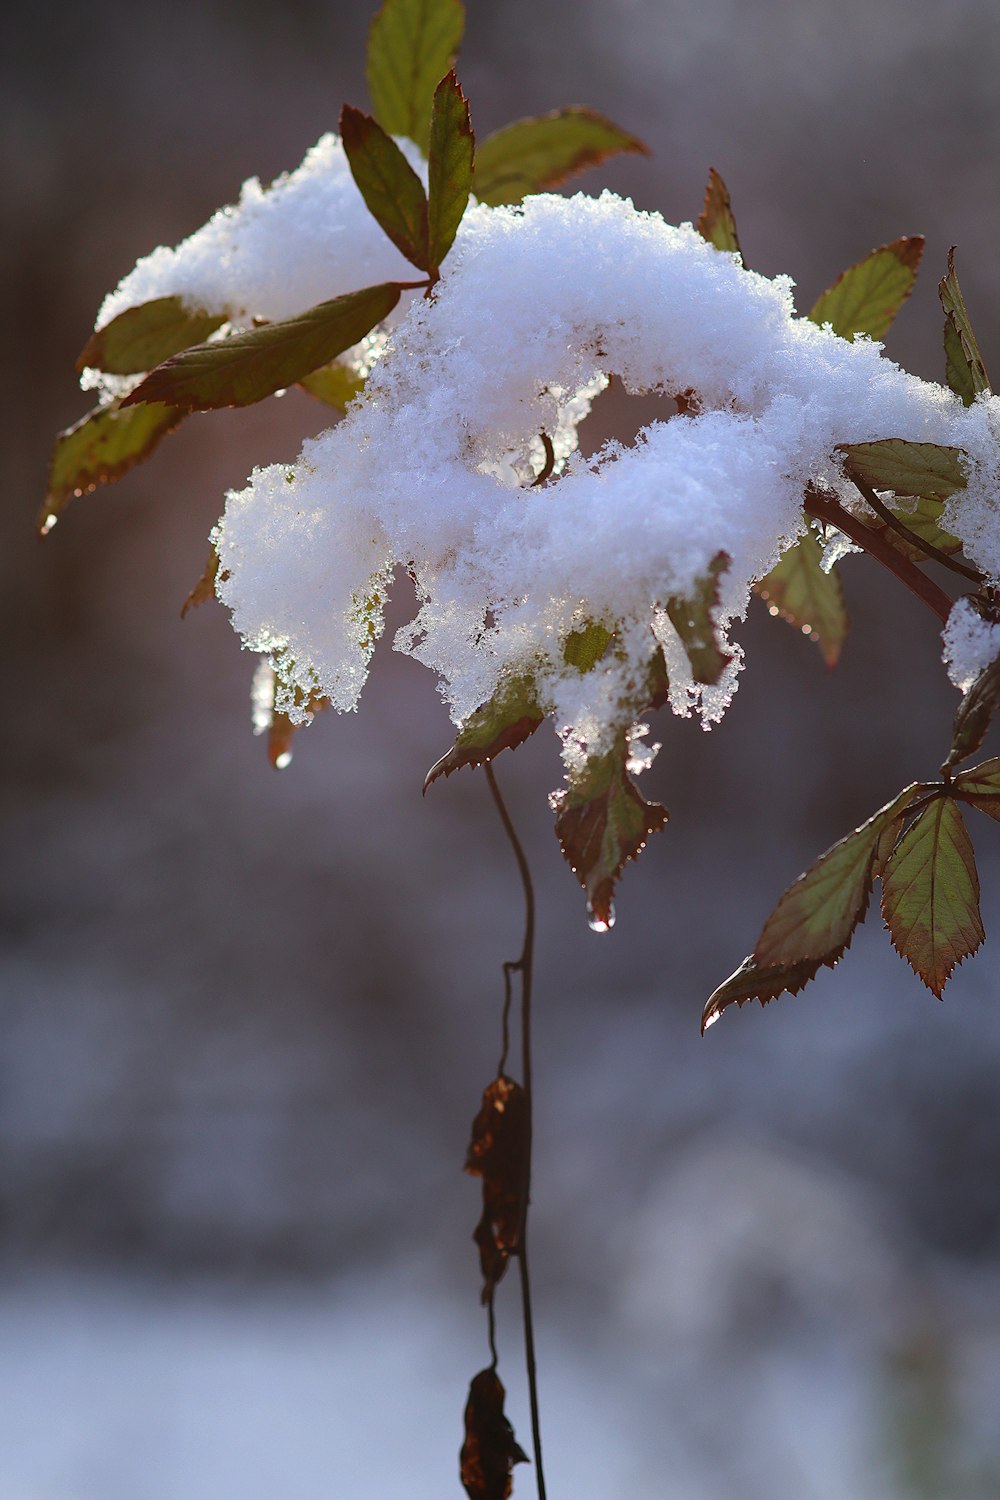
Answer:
[3, 2, 1000, 1495]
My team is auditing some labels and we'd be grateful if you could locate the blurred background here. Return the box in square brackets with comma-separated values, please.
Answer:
[4, 1, 1000, 1495]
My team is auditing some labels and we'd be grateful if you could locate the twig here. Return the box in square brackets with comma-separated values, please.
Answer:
[484, 762, 547, 1500]
[846, 469, 983, 585]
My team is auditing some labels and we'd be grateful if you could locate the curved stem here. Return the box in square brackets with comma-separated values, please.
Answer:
[847, 471, 983, 585]
[484, 762, 547, 1500]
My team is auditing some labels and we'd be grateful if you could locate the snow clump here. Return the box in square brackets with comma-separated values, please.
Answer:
[942, 597, 1000, 694]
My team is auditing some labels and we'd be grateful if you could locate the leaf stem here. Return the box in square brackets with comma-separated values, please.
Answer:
[484, 762, 547, 1500]
[846, 470, 984, 585]
[803, 483, 953, 625]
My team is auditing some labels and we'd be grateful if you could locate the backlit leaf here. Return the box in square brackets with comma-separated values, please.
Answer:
[944, 657, 1000, 772]
[473, 108, 648, 207]
[695, 168, 743, 264]
[863, 492, 962, 560]
[298, 360, 366, 411]
[423, 673, 544, 791]
[666, 551, 732, 685]
[341, 105, 430, 269]
[427, 71, 474, 269]
[953, 756, 1000, 823]
[808, 237, 923, 342]
[881, 795, 983, 996]
[701, 953, 827, 1032]
[754, 784, 920, 968]
[122, 283, 402, 411]
[465, 1075, 528, 1303]
[552, 730, 668, 928]
[41, 400, 184, 530]
[756, 527, 848, 667]
[939, 247, 991, 406]
[563, 621, 613, 674]
[838, 439, 966, 503]
[77, 296, 226, 376]
[181, 547, 221, 618]
[366, 0, 464, 154]
[460, 1368, 528, 1500]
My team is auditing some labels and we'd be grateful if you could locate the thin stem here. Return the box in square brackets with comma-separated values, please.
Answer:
[847, 471, 984, 585]
[484, 762, 547, 1500]
[530, 432, 556, 488]
[803, 483, 953, 625]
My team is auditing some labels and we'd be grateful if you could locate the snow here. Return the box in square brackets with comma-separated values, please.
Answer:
[942, 596, 1000, 693]
[210, 190, 1000, 766]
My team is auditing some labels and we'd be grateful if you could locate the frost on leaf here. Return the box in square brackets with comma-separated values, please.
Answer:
[366, 0, 464, 155]
[666, 552, 732, 685]
[472, 109, 648, 207]
[808, 237, 923, 342]
[552, 729, 668, 928]
[881, 795, 983, 997]
[250, 660, 329, 771]
[43, 401, 185, 529]
[460, 1368, 528, 1500]
[695, 168, 743, 264]
[939, 247, 991, 407]
[340, 104, 431, 271]
[756, 527, 848, 667]
[123, 283, 403, 411]
[77, 295, 226, 377]
[424, 674, 544, 792]
[465, 1075, 528, 1303]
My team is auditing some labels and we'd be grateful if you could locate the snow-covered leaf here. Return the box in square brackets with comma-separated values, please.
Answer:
[122, 283, 403, 411]
[460, 1368, 528, 1500]
[423, 674, 544, 791]
[366, 0, 464, 154]
[944, 657, 1000, 772]
[882, 795, 983, 996]
[666, 551, 732, 685]
[695, 168, 743, 264]
[427, 71, 473, 268]
[41, 400, 184, 530]
[838, 438, 966, 503]
[808, 238, 923, 342]
[341, 104, 430, 270]
[473, 108, 647, 207]
[552, 731, 668, 929]
[953, 756, 1000, 823]
[939, 247, 991, 406]
[756, 527, 848, 666]
[77, 295, 226, 376]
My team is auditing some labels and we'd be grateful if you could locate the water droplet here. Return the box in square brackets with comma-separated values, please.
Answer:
[587, 901, 615, 934]
[40, 513, 58, 536]
[273, 750, 293, 770]
[768, 604, 779, 617]
[800, 622, 812, 636]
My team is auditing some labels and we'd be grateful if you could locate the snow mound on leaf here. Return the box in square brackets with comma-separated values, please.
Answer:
[214, 191, 1000, 764]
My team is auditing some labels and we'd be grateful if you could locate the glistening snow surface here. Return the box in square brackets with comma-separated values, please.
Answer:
[207, 190, 1000, 763]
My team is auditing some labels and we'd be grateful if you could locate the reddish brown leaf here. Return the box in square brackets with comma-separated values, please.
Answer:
[41, 400, 184, 531]
[460, 1368, 528, 1500]
[465, 1075, 528, 1303]
[695, 167, 744, 264]
[701, 953, 828, 1032]
[180, 547, 222, 618]
[424, 674, 543, 792]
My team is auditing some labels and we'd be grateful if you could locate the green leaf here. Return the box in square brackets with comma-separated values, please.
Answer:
[838, 439, 966, 503]
[756, 527, 848, 667]
[40, 400, 184, 531]
[953, 756, 1000, 823]
[701, 954, 827, 1032]
[863, 493, 963, 561]
[695, 168, 744, 264]
[944, 657, 1000, 773]
[552, 730, 668, 929]
[755, 784, 920, 969]
[939, 247, 991, 406]
[77, 296, 227, 376]
[473, 108, 648, 207]
[563, 621, 614, 674]
[808, 237, 923, 342]
[298, 360, 367, 411]
[423, 673, 543, 791]
[427, 71, 474, 269]
[881, 795, 983, 996]
[340, 104, 430, 270]
[666, 551, 732, 685]
[121, 283, 402, 412]
[366, 0, 464, 154]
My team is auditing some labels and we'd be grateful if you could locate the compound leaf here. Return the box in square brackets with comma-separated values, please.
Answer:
[666, 551, 732, 686]
[953, 756, 1000, 823]
[473, 108, 648, 207]
[341, 104, 430, 269]
[939, 247, 991, 406]
[122, 283, 402, 411]
[695, 167, 743, 263]
[423, 674, 544, 791]
[41, 400, 184, 531]
[809, 237, 923, 341]
[77, 295, 226, 376]
[756, 528, 848, 667]
[366, 0, 464, 154]
[427, 71, 474, 268]
[552, 731, 668, 928]
[838, 439, 966, 503]
[882, 795, 983, 996]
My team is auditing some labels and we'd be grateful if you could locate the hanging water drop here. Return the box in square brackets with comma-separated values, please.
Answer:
[273, 750, 293, 770]
[40, 513, 58, 536]
[587, 901, 615, 934]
